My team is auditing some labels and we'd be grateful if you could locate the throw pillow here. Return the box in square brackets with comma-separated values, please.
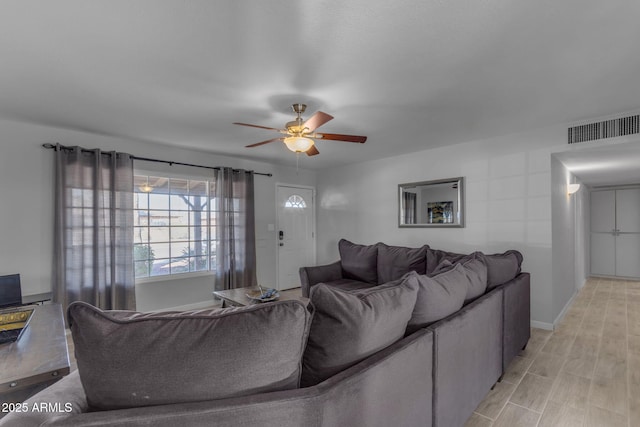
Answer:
[480, 250, 523, 289]
[406, 264, 469, 333]
[301, 275, 419, 386]
[68, 300, 313, 411]
[338, 238, 380, 284]
[377, 243, 428, 283]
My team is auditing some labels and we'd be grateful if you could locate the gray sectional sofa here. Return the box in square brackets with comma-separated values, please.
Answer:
[299, 239, 530, 427]
[0, 239, 529, 427]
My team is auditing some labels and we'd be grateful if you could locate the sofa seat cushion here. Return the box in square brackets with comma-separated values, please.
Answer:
[377, 243, 428, 283]
[68, 300, 313, 411]
[302, 275, 419, 386]
[480, 250, 523, 290]
[338, 238, 379, 284]
[321, 278, 375, 292]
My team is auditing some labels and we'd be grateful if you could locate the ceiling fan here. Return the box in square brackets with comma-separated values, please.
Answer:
[233, 104, 367, 156]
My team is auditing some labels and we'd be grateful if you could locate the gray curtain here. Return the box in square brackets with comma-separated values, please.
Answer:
[53, 145, 135, 311]
[403, 191, 417, 224]
[213, 167, 257, 291]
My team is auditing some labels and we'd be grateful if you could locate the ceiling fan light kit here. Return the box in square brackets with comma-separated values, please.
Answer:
[283, 136, 314, 153]
[234, 103, 367, 157]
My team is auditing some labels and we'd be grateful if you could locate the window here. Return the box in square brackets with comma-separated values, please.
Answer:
[133, 175, 214, 279]
[284, 194, 307, 208]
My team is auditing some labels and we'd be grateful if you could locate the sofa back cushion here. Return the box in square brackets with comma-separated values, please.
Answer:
[377, 243, 428, 283]
[425, 248, 468, 274]
[302, 276, 419, 386]
[431, 253, 487, 303]
[339, 239, 379, 284]
[68, 300, 313, 411]
[480, 250, 523, 289]
[406, 263, 474, 334]
[459, 258, 488, 302]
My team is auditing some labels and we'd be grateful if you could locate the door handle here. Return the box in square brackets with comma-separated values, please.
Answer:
[279, 230, 284, 241]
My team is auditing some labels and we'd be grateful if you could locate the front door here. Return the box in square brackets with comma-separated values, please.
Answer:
[276, 185, 315, 290]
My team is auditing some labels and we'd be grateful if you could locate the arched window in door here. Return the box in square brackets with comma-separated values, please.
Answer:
[285, 194, 307, 208]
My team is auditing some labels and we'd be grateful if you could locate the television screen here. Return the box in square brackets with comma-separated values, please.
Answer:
[0, 274, 22, 308]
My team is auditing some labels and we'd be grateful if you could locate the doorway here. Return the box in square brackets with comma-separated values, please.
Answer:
[590, 187, 640, 278]
[276, 184, 316, 290]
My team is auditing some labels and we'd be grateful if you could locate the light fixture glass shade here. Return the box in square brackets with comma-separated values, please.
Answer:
[283, 137, 314, 153]
[567, 183, 581, 195]
[138, 184, 154, 193]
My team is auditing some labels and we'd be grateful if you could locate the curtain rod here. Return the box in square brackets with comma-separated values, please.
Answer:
[42, 143, 273, 177]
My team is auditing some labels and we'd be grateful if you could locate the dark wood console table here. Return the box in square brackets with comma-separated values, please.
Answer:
[0, 304, 70, 402]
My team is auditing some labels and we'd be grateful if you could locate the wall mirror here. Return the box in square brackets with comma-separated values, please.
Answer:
[398, 177, 464, 228]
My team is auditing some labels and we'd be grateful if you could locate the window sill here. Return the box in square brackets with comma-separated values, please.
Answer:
[135, 271, 214, 285]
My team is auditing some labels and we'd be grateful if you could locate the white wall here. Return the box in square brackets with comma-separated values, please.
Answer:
[550, 157, 588, 323]
[0, 118, 315, 311]
[575, 185, 590, 290]
[0, 113, 624, 321]
[316, 124, 569, 326]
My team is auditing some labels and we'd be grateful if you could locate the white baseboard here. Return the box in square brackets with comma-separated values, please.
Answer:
[531, 320, 553, 331]
[552, 288, 580, 330]
[531, 278, 587, 332]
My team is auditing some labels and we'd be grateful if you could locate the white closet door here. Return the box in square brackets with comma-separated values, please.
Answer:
[616, 234, 640, 277]
[590, 190, 616, 276]
[591, 233, 616, 276]
[615, 188, 640, 277]
[591, 190, 615, 232]
[590, 188, 640, 278]
[616, 188, 640, 232]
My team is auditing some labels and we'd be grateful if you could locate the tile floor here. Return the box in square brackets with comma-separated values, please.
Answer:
[465, 277, 640, 427]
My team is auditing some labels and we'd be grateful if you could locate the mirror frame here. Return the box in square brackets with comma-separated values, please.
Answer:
[398, 177, 465, 228]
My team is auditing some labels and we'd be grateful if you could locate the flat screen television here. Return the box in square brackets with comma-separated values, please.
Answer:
[0, 274, 22, 308]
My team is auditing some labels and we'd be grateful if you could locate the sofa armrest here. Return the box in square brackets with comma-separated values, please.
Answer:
[429, 288, 503, 427]
[0, 371, 88, 427]
[299, 261, 343, 297]
[501, 272, 530, 371]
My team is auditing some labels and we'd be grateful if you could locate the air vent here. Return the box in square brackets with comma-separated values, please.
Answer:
[568, 114, 640, 144]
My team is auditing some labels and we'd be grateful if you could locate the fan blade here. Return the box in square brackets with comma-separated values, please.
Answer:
[245, 138, 283, 148]
[303, 111, 333, 132]
[317, 133, 367, 143]
[306, 145, 320, 156]
[233, 122, 281, 131]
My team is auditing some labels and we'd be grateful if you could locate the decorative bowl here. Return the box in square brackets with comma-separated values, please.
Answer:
[246, 288, 280, 302]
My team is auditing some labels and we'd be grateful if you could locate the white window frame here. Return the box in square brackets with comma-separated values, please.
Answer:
[133, 170, 216, 283]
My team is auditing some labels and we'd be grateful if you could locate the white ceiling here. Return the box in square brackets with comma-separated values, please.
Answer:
[2, 0, 640, 169]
